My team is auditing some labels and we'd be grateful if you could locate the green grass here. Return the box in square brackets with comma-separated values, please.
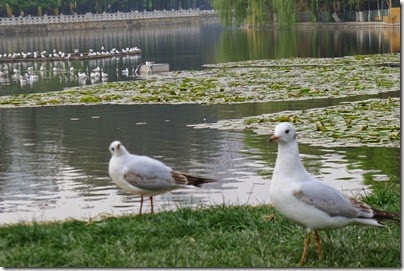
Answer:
[0, 184, 400, 267]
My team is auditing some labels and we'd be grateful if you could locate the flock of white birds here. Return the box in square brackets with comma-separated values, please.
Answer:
[0, 46, 141, 87]
[0, 46, 141, 61]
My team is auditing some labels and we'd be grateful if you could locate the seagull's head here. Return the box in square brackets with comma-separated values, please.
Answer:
[269, 122, 297, 144]
[109, 140, 126, 156]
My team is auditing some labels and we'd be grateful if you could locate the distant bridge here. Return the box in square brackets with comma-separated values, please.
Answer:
[0, 9, 216, 26]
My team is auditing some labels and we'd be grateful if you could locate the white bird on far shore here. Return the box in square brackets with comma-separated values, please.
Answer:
[101, 70, 108, 78]
[78, 71, 87, 80]
[121, 68, 129, 76]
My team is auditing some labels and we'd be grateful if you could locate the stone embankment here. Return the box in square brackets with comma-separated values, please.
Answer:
[0, 9, 218, 34]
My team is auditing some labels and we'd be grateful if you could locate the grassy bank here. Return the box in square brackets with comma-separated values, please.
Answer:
[0, 183, 400, 267]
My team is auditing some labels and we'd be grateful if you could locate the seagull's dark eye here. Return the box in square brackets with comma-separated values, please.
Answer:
[285, 129, 290, 134]
[111, 147, 115, 151]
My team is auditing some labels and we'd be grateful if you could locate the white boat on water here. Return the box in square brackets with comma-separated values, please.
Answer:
[135, 61, 169, 74]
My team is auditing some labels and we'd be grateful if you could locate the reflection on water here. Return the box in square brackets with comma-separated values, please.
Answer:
[0, 23, 215, 96]
[0, 22, 400, 224]
[208, 24, 400, 62]
[0, 23, 400, 96]
[0, 55, 141, 96]
[0, 101, 399, 224]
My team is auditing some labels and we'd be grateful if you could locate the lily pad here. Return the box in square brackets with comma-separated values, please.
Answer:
[0, 53, 399, 108]
[190, 98, 400, 148]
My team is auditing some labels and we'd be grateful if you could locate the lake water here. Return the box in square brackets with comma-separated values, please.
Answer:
[0, 22, 400, 224]
[0, 21, 400, 95]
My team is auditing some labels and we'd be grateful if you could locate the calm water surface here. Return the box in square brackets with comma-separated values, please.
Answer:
[0, 96, 399, 224]
[0, 22, 400, 95]
[0, 22, 400, 224]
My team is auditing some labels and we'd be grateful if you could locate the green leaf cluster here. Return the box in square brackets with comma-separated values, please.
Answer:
[211, 0, 396, 27]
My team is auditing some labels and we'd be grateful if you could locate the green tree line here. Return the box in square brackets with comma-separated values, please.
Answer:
[211, 0, 399, 26]
[0, 0, 398, 23]
[0, 0, 212, 17]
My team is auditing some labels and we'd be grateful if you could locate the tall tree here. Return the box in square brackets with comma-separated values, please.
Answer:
[273, 0, 295, 26]
[0, 0, 17, 16]
[211, 0, 296, 27]
[347, 0, 365, 11]
[211, 0, 247, 25]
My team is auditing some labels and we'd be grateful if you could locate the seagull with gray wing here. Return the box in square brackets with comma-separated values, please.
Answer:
[108, 141, 215, 214]
[269, 122, 400, 265]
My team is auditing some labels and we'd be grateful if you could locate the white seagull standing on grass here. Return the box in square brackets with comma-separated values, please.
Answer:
[269, 122, 400, 265]
[108, 141, 216, 215]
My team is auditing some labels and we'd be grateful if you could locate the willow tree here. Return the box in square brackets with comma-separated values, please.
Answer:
[347, 0, 365, 11]
[1, 0, 16, 16]
[273, 0, 295, 26]
[211, 0, 248, 26]
[245, 0, 272, 27]
[211, 0, 296, 27]
[34, 0, 61, 16]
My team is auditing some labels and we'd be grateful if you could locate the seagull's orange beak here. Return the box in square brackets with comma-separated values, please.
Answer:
[269, 135, 279, 142]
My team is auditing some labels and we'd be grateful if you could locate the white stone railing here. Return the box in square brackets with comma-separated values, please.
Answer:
[0, 9, 216, 26]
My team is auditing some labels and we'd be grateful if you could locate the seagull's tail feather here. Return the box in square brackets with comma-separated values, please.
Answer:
[351, 197, 400, 225]
[372, 208, 400, 224]
[184, 173, 216, 187]
[171, 170, 216, 187]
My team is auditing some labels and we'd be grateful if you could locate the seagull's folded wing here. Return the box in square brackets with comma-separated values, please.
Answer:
[123, 171, 181, 192]
[294, 178, 373, 219]
[122, 155, 180, 192]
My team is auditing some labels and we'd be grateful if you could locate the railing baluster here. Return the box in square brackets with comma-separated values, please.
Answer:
[0, 9, 214, 26]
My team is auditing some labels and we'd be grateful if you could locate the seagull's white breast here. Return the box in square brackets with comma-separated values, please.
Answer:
[109, 154, 146, 194]
[109, 152, 176, 196]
